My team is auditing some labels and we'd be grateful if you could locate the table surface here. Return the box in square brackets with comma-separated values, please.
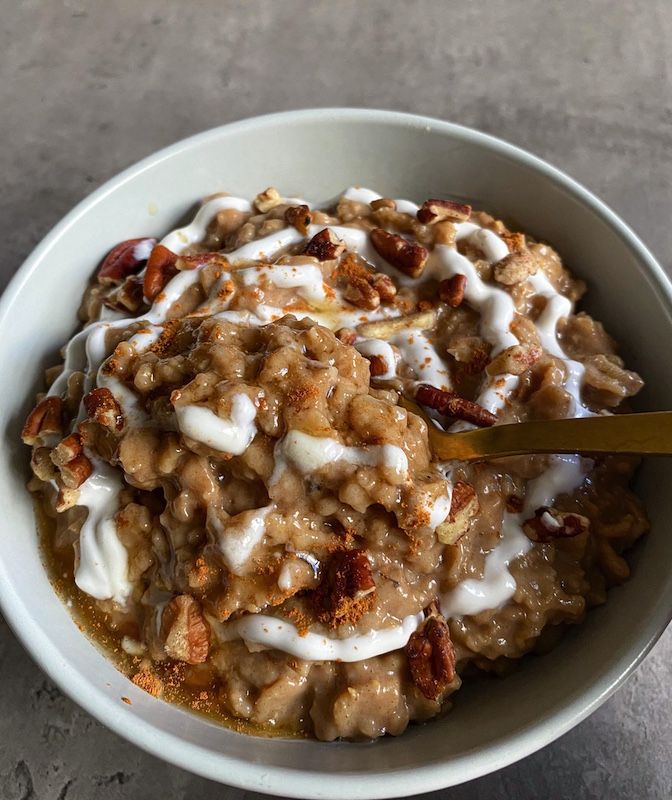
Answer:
[2, 1, 671, 798]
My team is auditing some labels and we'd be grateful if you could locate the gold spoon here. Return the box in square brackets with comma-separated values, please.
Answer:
[400, 397, 672, 462]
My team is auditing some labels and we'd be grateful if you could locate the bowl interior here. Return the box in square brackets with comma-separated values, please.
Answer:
[1, 109, 671, 799]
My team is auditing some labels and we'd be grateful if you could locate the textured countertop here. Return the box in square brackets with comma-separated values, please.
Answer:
[2, 2, 671, 798]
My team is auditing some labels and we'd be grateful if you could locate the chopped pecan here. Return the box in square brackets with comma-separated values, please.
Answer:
[313, 549, 376, 628]
[30, 447, 57, 481]
[97, 237, 156, 285]
[523, 507, 590, 543]
[493, 249, 537, 286]
[415, 384, 497, 427]
[304, 228, 345, 261]
[417, 199, 472, 224]
[21, 396, 64, 445]
[406, 604, 456, 700]
[143, 244, 179, 301]
[335, 327, 358, 346]
[486, 343, 543, 376]
[254, 187, 282, 213]
[57, 453, 93, 489]
[371, 272, 397, 303]
[447, 337, 491, 375]
[370, 198, 396, 211]
[436, 481, 479, 545]
[83, 387, 124, 431]
[367, 354, 389, 377]
[501, 231, 526, 253]
[370, 228, 428, 279]
[55, 486, 80, 513]
[161, 595, 210, 664]
[104, 275, 145, 314]
[284, 204, 313, 235]
[50, 433, 83, 467]
[438, 274, 467, 307]
[338, 252, 380, 310]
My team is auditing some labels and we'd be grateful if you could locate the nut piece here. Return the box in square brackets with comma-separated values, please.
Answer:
[415, 384, 498, 427]
[493, 249, 537, 286]
[370, 228, 428, 279]
[104, 275, 145, 314]
[417, 199, 472, 224]
[371, 272, 397, 302]
[501, 231, 526, 253]
[97, 237, 156, 285]
[370, 198, 396, 211]
[285, 204, 313, 235]
[523, 507, 590, 543]
[405, 604, 456, 701]
[161, 595, 210, 664]
[313, 549, 376, 628]
[304, 228, 345, 261]
[143, 244, 179, 301]
[338, 252, 381, 311]
[367, 354, 389, 377]
[51, 432, 83, 467]
[438, 274, 467, 307]
[83, 387, 124, 431]
[356, 309, 437, 340]
[57, 453, 93, 489]
[55, 486, 80, 513]
[335, 327, 358, 346]
[21, 397, 64, 445]
[486, 343, 543, 376]
[254, 187, 282, 213]
[436, 481, 479, 545]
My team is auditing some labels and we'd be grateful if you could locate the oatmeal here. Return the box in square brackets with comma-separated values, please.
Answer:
[22, 186, 648, 740]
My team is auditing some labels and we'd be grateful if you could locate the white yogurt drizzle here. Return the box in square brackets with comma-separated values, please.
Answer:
[52, 188, 592, 661]
[208, 505, 273, 576]
[174, 394, 257, 455]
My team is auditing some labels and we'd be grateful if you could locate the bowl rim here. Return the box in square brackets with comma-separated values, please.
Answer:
[1, 107, 672, 799]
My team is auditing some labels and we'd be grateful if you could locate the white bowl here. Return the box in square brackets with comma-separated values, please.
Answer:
[1, 109, 671, 799]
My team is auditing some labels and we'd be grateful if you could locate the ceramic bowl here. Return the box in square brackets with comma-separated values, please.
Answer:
[1, 109, 671, 799]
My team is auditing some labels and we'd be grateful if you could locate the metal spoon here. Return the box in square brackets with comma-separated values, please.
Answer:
[400, 397, 672, 462]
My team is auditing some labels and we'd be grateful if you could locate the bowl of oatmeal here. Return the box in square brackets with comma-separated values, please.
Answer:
[1, 109, 671, 797]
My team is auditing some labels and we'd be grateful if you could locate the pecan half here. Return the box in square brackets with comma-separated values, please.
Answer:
[523, 507, 590, 543]
[161, 594, 210, 664]
[284, 204, 313, 235]
[83, 387, 124, 431]
[21, 397, 64, 445]
[436, 481, 479, 545]
[417, 199, 472, 224]
[486, 343, 543, 376]
[304, 228, 345, 261]
[143, 244, 179, 301]
[493, 249, 537, 286]
[415, 384, 497, 427]
[406, 604, 456, 700]
[313, 549, 376, 628]
[97, 237, 156, 285]
[438, 274, 467, 307]
[370, 228, 428, 279]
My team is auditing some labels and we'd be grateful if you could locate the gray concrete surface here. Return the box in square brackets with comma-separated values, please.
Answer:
[1, 1, 671, 797]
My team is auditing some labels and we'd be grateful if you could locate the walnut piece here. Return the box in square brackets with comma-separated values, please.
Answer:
[370, 228, 428, 278]
[405, 604, 456, 701]
[313, 549, 376, 628]
[161, 595, 210, 664]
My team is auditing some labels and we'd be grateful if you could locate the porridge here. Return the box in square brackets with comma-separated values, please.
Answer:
[22, 186, 648, 740]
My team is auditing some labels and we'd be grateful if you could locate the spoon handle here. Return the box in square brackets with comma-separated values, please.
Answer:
[424, 411, 672, 462]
